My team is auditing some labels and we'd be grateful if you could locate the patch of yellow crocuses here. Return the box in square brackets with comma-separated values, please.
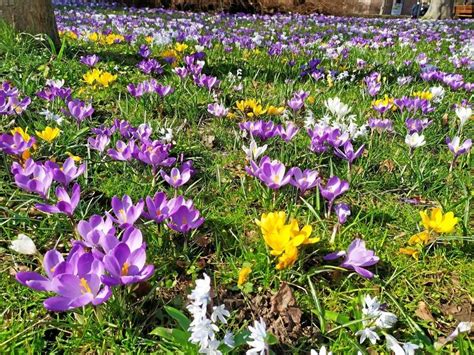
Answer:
[256, 211, 319, 270]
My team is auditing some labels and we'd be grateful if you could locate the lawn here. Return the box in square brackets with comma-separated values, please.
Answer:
[0, 3, 472, 354]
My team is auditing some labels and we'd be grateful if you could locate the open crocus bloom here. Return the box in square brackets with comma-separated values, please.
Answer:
[108, 195, 144, 228]
[324, 239, 379, 279]
[36, 183, 80, 216]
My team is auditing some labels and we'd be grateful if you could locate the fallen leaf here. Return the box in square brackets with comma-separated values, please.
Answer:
[270, 282, 295, 313]
[415, 301, 436, 323]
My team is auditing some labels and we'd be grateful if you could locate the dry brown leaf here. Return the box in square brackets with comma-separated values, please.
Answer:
[415, 301, 436, 323]
[270, 282, 295, 313]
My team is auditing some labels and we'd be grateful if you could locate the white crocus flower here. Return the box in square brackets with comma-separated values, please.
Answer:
[356, 327, 380, 345]
[385, 334, 405, 355]
[430, 86, 445, 102]
[324, 97, 351, 119]
[246, 318, 268, 355]
[211, 305, 230, 324]
[242, 139, 267, 160]
[159, 128, 174, 144]
[455, 106, 472, 128]
[445, 321, 472, 343]
[405, 132, 426, 148]
[223, 331, 235, 348]
[10, 234, 37, 255]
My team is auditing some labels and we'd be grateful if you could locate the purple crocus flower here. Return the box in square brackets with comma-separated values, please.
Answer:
[287, 96, 304, 111]
[138, 44, 150, 58]
[102, 234, 154, 286]
[77, 214, 116, 250]
[446, 136, 472, 157]
[80, 54, 99, 67]
[16, 249, 69, 291]
[36, 183, 80, 216]
[257, 157, 292, 190]
[66, 99, 94, 123]
[207, 102, 228, 117]
[0, 132, 35, 155]
[137, 59, 163, 75]
[320, 176, 349, 203]
[277, 121, 299, 142]
[289, 167, 320, 193]
[14, 162, 53, 198]
[107, 140, 135, 161]
[167, 205, 204, 233]
[88, 134, 110, 152]
[324, 239, 379, 279]
[334, 203, 351, 224]
[142, 191, 170, 223]
[161, 164, 192, 188]
[334, 141, 365, 166]
[108, 195, 144, 228]
[364, 72, 381, 97]
[368, 118, 393, 132]
[405, 118, 433, 134]
[173, 67, 188, 79]
[46, 157, 85, 186]
[155, 84, 173, 97]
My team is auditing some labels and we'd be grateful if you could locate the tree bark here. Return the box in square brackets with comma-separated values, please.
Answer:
[0, 0, 60, 47]
[422, 0, 455, 19]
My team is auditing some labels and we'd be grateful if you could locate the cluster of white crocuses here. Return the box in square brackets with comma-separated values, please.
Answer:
[187, 273, 271, 355]
[355, 295, 420, 354]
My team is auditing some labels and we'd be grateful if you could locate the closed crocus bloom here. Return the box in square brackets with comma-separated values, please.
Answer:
[455, 105, 472, 128]
[320, 176, 349, 203]
[277, 121, 299, 142]
[242, 139, 267, 161]
[88, 134, 110, 152]
[420, 208, 458, 234]
[276, 243, 299, 270]
[10, 234, 37, 255]
[67, 99, 94, 123]
[237, 266, 251, 286]
[335, 203, 351, 224]
[36, 127, 60, 143]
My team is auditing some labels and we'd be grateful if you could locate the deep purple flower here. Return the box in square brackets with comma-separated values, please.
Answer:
[66, 99, 94, 123]
[46, 157, 85, 186]
[257, 157, 292, 190]
[138, 44, 150, 58]
[289, 167, 319, 193]
[173, 67, 188, 79]
[155, 84, 173, 97]
[324, 239, 379, 279]
[334, 140, 365, 166]
[167, 205, 204, 233]
[137, 59, 163, 75]
[108, 195, 144, 228]
[80, 54, 99, 67]
[36, 183, 80, 216]
[335, 203, 351, 224]
[0, 132, 35, 155]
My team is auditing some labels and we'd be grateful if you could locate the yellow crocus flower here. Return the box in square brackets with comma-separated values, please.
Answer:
[96, 72, 117, 87]
[237, 266, 252, 286]
[175, 43, 188, 52]
[408, 230, 431, 246]
[276, 244, 299, 270]
[83, 68, 102, 85]
[266, 105, 285, 115]
[36, 127, 60, 143]
[419, 208, 458, 234]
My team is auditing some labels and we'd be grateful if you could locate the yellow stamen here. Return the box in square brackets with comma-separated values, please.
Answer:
[80, 277, 92, 294]
[121, 262, 129, 276]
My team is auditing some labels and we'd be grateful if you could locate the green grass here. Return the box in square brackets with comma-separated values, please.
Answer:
[0, 8, 473, 354]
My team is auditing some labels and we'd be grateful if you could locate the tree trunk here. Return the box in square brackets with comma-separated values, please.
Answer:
[0, 0, 60, 47]
[422, 0, 454, 19]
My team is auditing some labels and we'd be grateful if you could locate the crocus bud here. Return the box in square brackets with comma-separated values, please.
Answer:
[10, 234, 37, 255]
